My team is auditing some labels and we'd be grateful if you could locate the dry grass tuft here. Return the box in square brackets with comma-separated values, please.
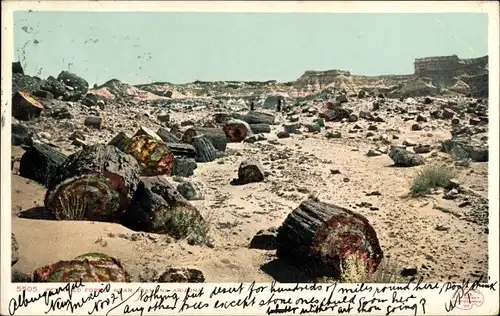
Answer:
[410, 164, 455, 197]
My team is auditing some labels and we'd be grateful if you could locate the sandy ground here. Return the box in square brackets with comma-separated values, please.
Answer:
[10, 107, 489, 283]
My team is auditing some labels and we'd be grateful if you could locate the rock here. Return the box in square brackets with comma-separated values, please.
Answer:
[402, 139, 416, 147]
[435, 225, 449, 232]
[157, 267, 205, 283]
[389, 146, 425, 167]
[372, 101, 380, 111]
[284, 123, 301, 134]
[454, 159, 470, 167]
[367, 125, 378, 131]
[244, 134, 266, 143]
[233, 158, 265, 185]
[157, 113, 170, 122]
[172, 158, 198, 177]
[442, 108, 456, 119]
[423, 97, 433, 104]
[56, 71, 89, 101]
[313, 118, 325, 127]
[84, 116, 103, 129]
[12, 119, 34, 146]
[366, 132, 376, 138]
[411, 123, 422, 131]
[133, 126, 163, 142]
[81, 93, 102, 107]
[249, 227, 278, 250]
[12, 91, 45, 121]
[305, 123, 321, 133]
[71, 138, 87, 147]
[451, 118, 460, 125]
[11, 234, 19, 266]
[277, 131, 290, 139]
[12, 61, 24, 74]
[441, 137, 488, 162]
[443, 189, 459, 200]
[326, 131, 341, 139]
[469, 117, 482, 125]
[416, 114, 427, 122]
[400, 267, 418, 277]
[413, 144, 431, 154]
[330, 169, 341, 175]
[33, 89, 54, 99]
[177, 181, 204, 200]
[40, 76, 67, 98]
[366, 149, 383, 157]
[347, 113, 359, 122]
[336, 94, 348, 103]
[357, 90, 367, 98]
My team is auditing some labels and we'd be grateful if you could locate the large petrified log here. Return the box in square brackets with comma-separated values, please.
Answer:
[192, 135, 218, 163]
[33, 253, 131, 282]
[19, 142, 67, 187]
[250, 123, 271, 134]
[181, 127, 227, 152]
[124, 135, 176, 176]
[123, 176, 206, 240]
[12, 91, 45, 121]
[44, 145, 141, 222]
[223, 119, 253, 142]
[242, 111, 276, 125]
[276, 199, 383, 278]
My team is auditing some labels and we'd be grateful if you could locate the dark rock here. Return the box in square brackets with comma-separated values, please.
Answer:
[413, 144, 431, 154]
[389, 146, 425, 167]
[12, 62, 24, 74]
[40, 76, 67, 98]
[249, 227, 278, 250]
[33, 89, 54, 99]
[411, 123, 422, 131]
[326, 131, 341, 139]
[400, 267, 418, 277]
[441, 137, 488, 162]
[172, 158, 198, 177]
[277, 131, 290, 139]
[56, 71, 89, 101]
[233, 158, 265, 185]
[12, 91, 44, 121]
[12, 119, 34, 146]
[157, 267, 205, 283]
[177, 181, 204, 200]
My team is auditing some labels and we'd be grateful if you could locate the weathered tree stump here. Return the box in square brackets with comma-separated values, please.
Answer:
[44, 145, 141, 222]
[123, 176, 205, 238]
[276, 199, 383, 278]
[192, 135, 218, 163]
[19, 142, 67, 188]
[242, 111, 276, 125]
[181, 127, 227, 152]
[223, 119, 253, 142]
[33, 253, 131, 282]
[157, 127, 180, 143]
[250, 123, 271, 134]
[124, 135, 176, 176]
[12, 91, 45, 121]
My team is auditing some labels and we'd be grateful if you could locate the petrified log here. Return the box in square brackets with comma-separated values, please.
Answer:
[192, 135, 218, 163]
[108, 131, 131, 152]
[250, 123, 271, 134]
[276, 199, 383, 278]
[172, 158, 198, 177]
[133, 126, 163, 141]
[123, 176, 205, 237]
[33, 253, 131, 282]
[181, 127, 227, 152]
[213, 113, 231, 124]
[242, 111, 276, 125]
[19, 142, 67, 187]
[124, 135, 176, 176]
[44, 144, 141, 222]
[157, 127, 180, 143]
[165, 143, 196, 158]
[12, 91, 44, 121]
[223, 119, 253, 142]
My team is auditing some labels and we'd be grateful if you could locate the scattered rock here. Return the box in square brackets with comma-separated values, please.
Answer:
[389, 146, 425, 167]
[249, 227, 278, 250]
[177, 181, 204, 200]
[232, 158, 265, 185]
[84, 116, 103, 129]
[157, 267, 205, 283]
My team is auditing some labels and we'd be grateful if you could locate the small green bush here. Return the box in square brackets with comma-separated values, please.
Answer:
[410, 165, 455, 197]
[156, 205, 211, 246]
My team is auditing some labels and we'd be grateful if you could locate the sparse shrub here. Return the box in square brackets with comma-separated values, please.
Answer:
[57, 193, 86, 220]
[155, 204, 211, 246]
[410, 164, 455, 197]
[316, 254, 407, 283]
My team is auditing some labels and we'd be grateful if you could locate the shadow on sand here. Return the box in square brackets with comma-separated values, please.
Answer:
[18, 206, 56, 220]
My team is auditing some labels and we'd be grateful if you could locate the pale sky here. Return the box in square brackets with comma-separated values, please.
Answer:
[13, 12, 488, 86]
